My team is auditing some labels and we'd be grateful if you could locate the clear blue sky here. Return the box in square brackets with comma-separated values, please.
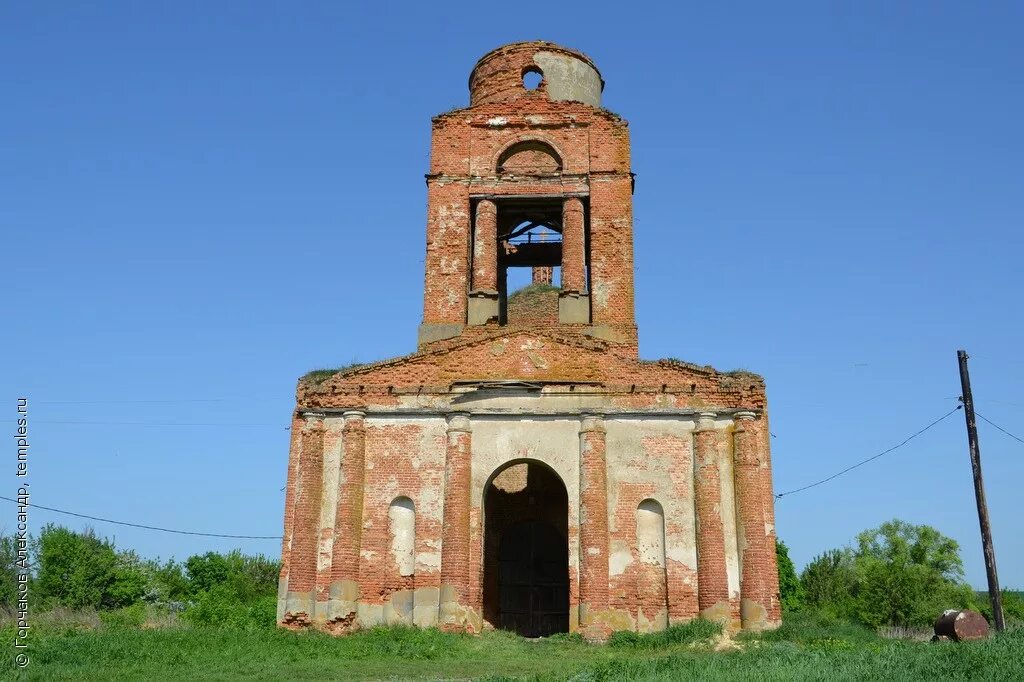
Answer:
[3, 2, 1022, 589]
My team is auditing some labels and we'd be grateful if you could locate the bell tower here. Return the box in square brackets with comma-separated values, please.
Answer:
[419, 41, 638, 358]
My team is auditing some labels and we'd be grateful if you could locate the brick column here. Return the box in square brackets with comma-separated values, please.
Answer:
[578, 413, 610, 636]
[560, 197, 589, 324]
[439, 412, 474, 630]
[561, 197, 585, 292]
[733, 411, 781, 629]
[761, 413, 782, 625]
[329, 410, 365, 623]
[694, 411, 730, 623]
[281, 411, 324, 623]
[737, 409, 770, 626]
[468, 200, 499, 325]
[472, 200, 497, 291]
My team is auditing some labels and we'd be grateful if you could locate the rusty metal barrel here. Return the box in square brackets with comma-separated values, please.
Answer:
[933, 609, 989, 642]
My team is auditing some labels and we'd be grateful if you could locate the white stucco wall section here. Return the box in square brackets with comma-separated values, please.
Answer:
[469, 416, 581, 574]
[318, 418, 344, 574]
[716, 417, 741, 602]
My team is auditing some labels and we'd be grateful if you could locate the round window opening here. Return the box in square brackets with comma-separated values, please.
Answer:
[523, 68, 543, 90]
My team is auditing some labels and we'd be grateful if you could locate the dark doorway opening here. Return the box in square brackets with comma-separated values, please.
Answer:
[483, 461, 569, 637]
[498, 520, 569, 636]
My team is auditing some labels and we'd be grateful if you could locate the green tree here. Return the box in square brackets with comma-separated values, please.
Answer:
[185, 550, 279, 600]
[108, 549, 149, 607]
[223, 550, 279, 600]
[801, 548, 858, 619]
[36, 525, 116, 609]
[776, 540, 803, 612]
[149, 558, 190, 602]
[851, 519, 976, 628]
[35, 525, 150, 610]
[185, 552, 231, 594]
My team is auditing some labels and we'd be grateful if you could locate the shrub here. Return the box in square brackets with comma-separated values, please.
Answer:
[107, 550, 149, 607]
[977, 589, 1024, 626]
[185, 552, 231, 595]
[184, 550, 279, 601]
[147, 559, 190, 603]
[182, 585, 275, 630]
[99, 602, 146, 629]
[35, 525, 143, 610]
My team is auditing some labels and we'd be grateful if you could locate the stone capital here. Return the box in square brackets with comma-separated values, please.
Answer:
[732, 412, 756, 436]
[579, 412, 606, 434]
[301, 411, 326, 424]
[446, 412, 472, 433]
[342, 410, 365, 426]
[696, 411, 717, 430]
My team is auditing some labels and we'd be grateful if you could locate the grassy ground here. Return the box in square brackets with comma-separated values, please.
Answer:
[4, 613, 1021, 681]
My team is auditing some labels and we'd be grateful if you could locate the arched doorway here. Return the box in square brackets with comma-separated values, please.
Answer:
[483, 460, 569, 637]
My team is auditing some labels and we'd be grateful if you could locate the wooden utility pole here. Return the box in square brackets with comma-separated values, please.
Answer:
[957, 349, 1005, 632]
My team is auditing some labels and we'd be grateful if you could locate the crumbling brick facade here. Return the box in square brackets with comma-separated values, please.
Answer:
[278, 41, 781, 639]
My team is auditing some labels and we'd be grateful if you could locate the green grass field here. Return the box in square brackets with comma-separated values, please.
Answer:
[5, 614, 1021, 681]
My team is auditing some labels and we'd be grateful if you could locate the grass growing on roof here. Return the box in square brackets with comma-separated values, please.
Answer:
[508, 282, 560, 298]
[301, 361, 367, 384]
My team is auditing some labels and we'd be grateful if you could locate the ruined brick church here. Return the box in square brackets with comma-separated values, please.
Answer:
[278, 41, 781, 639]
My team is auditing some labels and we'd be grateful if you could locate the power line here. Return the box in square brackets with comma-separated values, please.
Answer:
[775, 405, 962, 499]
[4, 419, 289, 429]
[976, 410, 1024, 445]
[0, 496, 282, 540]
[34, 398, 287, 405]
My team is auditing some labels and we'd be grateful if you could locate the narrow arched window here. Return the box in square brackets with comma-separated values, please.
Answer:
[636, 499, 666, 567]
[389, 497, 416, 577]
